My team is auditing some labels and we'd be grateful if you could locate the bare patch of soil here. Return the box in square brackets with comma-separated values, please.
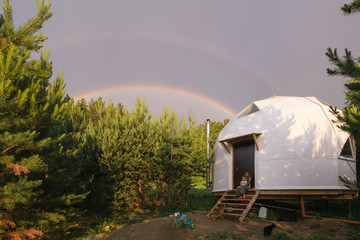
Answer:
[87, 211, 359, 240]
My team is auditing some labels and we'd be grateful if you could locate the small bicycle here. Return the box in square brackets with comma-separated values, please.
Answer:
[173, 212, 196, 229]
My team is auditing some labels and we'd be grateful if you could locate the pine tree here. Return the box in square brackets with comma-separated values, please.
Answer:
[341, 0, 360, 14]
[83, 96, 159, 214]
[326, 0, 360, 181]
[187, 112, 206, 177]
[155, 107, 195, 206]
[72, 97, 115, 215]
[0, 1, 87, 238]
[81, 99, 125, 214]
[120, 97, 157, 211]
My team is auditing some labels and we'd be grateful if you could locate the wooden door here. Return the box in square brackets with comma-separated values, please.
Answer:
[233, 141, 254, 189]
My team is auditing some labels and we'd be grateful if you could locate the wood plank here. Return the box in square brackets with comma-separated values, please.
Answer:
[223, 203, 248, 207]
[252, 133, 259, 151]
[214, 189, 356, 195]
[223, 198, 249, 202]
[225, 207, 244, 212]
[243, 194, 255, 198]
[259, 190, 355, 195]
[227, 193, 255, 197]
[219, 141, 231, 154]
[303, 195, 354, 200]
[220, 133, 262, 144]
[213, 191, 225, 197]
[213, 189, 356, 201]
[210, 190, 262, 220]
[219, 133, 262, 154]
[257, 195, 354, 200]
[257, 195, 299, 200]
[239, 190, 260, 223]
[223, 213, 243, 217]
[207, 190, 229, 217]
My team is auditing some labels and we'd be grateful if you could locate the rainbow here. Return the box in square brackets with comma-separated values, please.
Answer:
[47, 32, 289, 95]
[73, 84, 237, 116]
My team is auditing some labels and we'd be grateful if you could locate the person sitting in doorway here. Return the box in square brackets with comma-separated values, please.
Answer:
[244, 171, 251, 188]
[236, 171, 251, 200]
[236, 176, 248, 199]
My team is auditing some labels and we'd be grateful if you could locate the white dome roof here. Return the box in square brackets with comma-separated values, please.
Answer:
[213, 96, 356, 192]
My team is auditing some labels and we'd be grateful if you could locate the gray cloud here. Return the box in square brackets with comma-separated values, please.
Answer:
[12, 0, 360, 122]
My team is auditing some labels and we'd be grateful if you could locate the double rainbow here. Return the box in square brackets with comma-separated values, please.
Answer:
[73, 84, 237, 116]
[48, 32, 288, 96]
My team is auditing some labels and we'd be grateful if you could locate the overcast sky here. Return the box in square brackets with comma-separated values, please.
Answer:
[11, 1, 360, 122]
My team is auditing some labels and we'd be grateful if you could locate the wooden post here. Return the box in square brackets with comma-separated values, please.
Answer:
[300, 195, 306, 216]
[219, 141, 231, 154]
[252, 133, 259, 151]
[348, 199, 352, 218]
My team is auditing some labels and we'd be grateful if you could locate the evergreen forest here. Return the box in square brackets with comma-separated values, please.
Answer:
[1, 0, 360, 239]
[0, 1, 228, 238]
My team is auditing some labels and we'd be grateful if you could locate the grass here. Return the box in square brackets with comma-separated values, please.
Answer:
[182, 176, 216, 211]
[270, 232, 294, 240]
[207, 230, 336, 240]
[266, 209, 279, 221]
[269, 232, 332, 240]
[207, 230, 250, 240]
[307, 233, 331, 240]
[187, 188, 215, 211]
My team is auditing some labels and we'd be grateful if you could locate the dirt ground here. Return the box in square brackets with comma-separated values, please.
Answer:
[85, 210, 359, 240]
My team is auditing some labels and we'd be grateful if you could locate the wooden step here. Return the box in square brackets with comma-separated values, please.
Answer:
[228, 189, 256, 192]
[208, 189, 259, 222]
[239, 190, 260, 223]
[224, 194, 237, 197]
[223, 203, 248, 206]
[207, 190, 229, 217]
[222, 198, 249, 202]
[223, 213, 242, 217]
[225, 194, 255, 198]
[225, 207, 245, 212]
[243, 197, 252, 200]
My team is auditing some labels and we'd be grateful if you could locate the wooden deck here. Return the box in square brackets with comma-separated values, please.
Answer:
[212, 189, 356, 200]
[209, 189, 357, 223]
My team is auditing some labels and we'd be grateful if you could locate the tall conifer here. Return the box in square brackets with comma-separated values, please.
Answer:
[326, 0, 360, 181]
[0, 1, 87, 238]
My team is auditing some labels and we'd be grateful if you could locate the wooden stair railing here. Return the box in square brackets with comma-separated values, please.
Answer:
[208, 189, 260, 223]
[239, 189, 260, 223]
[207, 190, 230, 217]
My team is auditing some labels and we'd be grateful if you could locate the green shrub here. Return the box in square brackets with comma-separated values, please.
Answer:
[187, 188, 215, 211]
[307, 233, 330, 240]
[190, 176, 207, 189]
[314, 212, 322, 220]
[348, 235, 360, 240]
[270, 232, 294, 240]
[266, 210, 278, 221]
[207, 230, 250, 240]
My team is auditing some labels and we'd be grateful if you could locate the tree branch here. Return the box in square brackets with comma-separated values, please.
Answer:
[0, 14, 45, 51]
[0, 145, 15, 155]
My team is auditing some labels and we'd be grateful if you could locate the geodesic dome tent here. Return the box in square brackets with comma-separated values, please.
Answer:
[212, 96, 356, 193]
